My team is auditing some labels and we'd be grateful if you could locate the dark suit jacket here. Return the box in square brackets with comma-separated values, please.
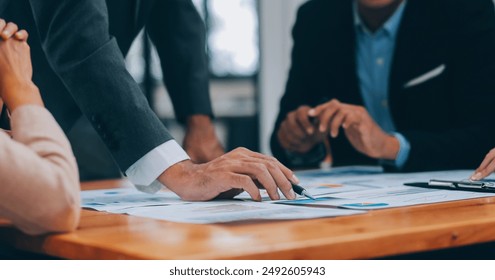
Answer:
[271, 0, 495, 172]
[0, 0, 211, 171]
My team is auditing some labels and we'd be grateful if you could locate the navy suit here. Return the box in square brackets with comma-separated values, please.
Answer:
[1, 0, 211, 174]
[271, 0, 495, 171]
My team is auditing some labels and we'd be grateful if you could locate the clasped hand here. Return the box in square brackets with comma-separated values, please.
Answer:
[278, 99, 399, 160]
[0, 19, 43, 112]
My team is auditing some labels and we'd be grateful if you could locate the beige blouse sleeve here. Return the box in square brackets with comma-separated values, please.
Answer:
[0, 105, 80, 235]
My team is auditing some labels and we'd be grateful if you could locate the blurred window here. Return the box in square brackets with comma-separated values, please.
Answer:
[199, 0, 259, 78]
[126, 0, 260, 151]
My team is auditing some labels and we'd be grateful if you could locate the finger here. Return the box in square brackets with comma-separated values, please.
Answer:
[279, 123, 301, 148]
[0, 19, 6, 35]
[473, 159, 495, 181]
[239, 150, 298, 184]
[342, 111, 361, 129]
[228, 159, 279, 200]
[296, 106, 314, 134]
[1, 22, 19, 40]
[280, 119, 306, 148]
[318, 103, 341, 133]
[14, 30, 28, 41]
[478, 149, 495, 172]
[248, 162, 280, 200]
[329, 109, 348, 138]
[243, 158, 296, 200]
[308, 98, 340, 118]
[471, 149, 495, 180]
[260, 160, 296, 200]
[328, 109, 350, 138]
[308, 103, 326, 117]
[231, 174, 261, 201]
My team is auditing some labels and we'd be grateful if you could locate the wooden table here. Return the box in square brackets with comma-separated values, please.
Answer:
[2, 179, 495, 259]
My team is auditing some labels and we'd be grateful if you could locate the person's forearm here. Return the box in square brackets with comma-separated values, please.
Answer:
[379, 135, 400, 161]
[0, 106, 80, 234]
[148, 0, 212, 121]
[1, 81, 43, 112]
[186, 114, 213, 128]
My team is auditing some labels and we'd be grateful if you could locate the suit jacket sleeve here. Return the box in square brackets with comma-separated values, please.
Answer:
[270, 2, 323, 167]
[396, 0, 495, 172]
[147, 0, 212, 122]
[27, 0, 175, 171]
[0, 105, 80, 235]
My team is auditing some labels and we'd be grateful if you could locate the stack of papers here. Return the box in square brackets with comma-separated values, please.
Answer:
[82, 167, 495, 224]
[82, 187, 363, 224]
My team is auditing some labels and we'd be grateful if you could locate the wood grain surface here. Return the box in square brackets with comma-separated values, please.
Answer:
[1, 179, 495, 259]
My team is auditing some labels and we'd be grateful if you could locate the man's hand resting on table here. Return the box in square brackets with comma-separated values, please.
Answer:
[158, 147, 298, 201]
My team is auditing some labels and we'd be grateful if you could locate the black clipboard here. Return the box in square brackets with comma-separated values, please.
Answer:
[405, 179, 495, 193]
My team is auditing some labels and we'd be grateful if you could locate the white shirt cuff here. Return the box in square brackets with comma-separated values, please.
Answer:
[125, 140, 190, 193]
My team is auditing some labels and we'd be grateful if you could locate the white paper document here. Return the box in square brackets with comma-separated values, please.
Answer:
[277, 170, 495, 209]
[81, 168, 495, 224]
[277, 185, 495, 209]
[81, 186, 364, 224]
[295, 166, 384, 188]
[81, 188, 187, 211]
[119, 200, 364, 224]
[234, 166, 384, 201]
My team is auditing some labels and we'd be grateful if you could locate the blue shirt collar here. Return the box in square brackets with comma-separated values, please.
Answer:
[353, 0, 407, 37]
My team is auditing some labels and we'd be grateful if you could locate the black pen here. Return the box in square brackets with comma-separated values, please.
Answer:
[291, 182, 316, 200]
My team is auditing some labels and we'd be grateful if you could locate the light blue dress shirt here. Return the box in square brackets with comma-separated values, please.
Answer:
[354, 1, 410, 168]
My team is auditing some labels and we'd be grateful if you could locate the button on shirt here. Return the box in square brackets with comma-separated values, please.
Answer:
[354, 1, 410, 168]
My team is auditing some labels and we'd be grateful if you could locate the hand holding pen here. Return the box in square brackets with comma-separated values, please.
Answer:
[291, 182, 315, 200]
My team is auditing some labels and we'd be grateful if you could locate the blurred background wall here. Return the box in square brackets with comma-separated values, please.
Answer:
[125, 0, 307, 155]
